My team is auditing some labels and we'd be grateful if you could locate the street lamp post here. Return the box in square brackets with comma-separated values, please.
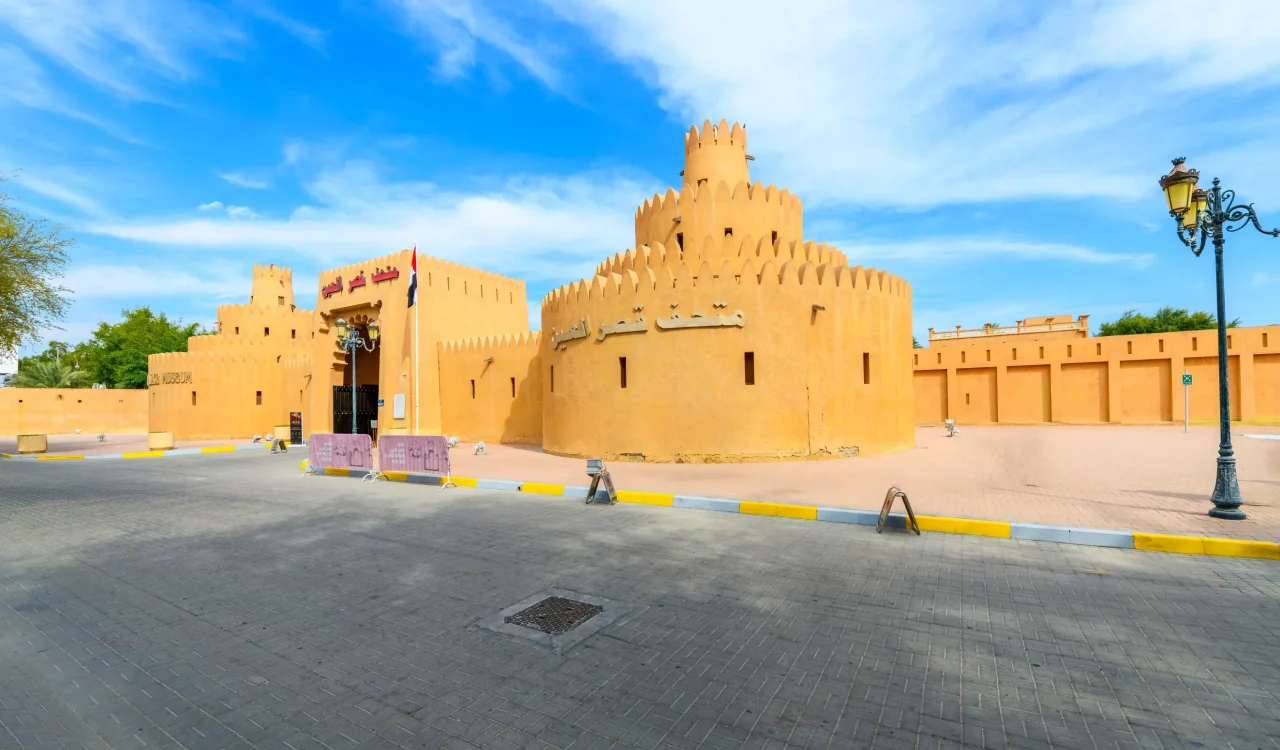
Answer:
[333, 317, 379, 435]
[1159, 158, 1279, 520]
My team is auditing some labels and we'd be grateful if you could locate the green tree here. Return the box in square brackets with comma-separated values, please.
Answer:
[0, 175, 74, 352]
[1098, 307, 1239, 336]
[913, 336, 922, 348]
[9, 357, 91, 388]
[82, 307, 203, 388]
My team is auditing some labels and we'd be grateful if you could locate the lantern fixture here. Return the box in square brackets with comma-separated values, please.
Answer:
[335, 316, 349, 338]
[1158, 157, 1199, 217]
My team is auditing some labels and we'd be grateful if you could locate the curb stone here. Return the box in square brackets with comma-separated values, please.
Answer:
[298, 461, 1280, 561]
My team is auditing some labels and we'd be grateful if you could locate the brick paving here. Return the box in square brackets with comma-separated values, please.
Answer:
[1, 454, 1278, 749]
[442, 426, 1280, 541]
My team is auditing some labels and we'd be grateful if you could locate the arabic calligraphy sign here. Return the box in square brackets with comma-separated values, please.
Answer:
[551, 317, 590, 348]
[655, 310, 747, 330]
[308, 433, 373, 471]
[349, 272, 367, 292]
[378, 435, 451, 476]
[322, 277, 343, 299]
[372, 267, 400, 283]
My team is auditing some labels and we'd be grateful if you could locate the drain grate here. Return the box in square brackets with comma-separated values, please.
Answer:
[504, 596, 602, 635]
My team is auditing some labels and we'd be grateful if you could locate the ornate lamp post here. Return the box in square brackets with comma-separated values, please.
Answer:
[1159, 158, 1279, 520]
[334, 317, 379, 435]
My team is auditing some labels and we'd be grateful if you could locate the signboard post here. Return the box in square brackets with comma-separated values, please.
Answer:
[289, 412, 303, 445]
[1182, 371, 1192, 433]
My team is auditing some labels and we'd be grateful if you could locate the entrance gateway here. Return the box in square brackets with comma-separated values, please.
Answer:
[333, 385, 378, 437]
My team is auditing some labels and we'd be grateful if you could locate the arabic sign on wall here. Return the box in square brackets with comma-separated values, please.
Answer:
[378, 435, 451, 476]
[308, 433, 373, 470]
[322, 266, 402, 301]
[550, 307, 748, 349]
[147, 371, 194, 386]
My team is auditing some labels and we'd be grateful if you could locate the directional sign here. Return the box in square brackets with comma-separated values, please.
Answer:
[1182, 374, 1193, 386]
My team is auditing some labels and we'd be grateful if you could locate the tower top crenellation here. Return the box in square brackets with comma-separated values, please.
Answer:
[683, 119, 750, 187]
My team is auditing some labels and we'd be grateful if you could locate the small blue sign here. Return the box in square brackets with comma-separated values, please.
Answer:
[1182, 374, 1193, 386]
[377, 398, 385, 407]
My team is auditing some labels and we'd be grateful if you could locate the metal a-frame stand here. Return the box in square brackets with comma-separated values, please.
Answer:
[877, 485, 920, 535]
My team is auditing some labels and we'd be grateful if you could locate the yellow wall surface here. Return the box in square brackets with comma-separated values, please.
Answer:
[912, 325, 1280, 425]
[0, 388, 147, 435]
[438, 333, 543, 443]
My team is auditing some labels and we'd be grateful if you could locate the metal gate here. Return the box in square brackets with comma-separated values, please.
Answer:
[332, 385, 378, 436]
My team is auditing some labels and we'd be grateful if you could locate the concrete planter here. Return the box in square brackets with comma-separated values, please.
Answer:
[147, 431, 175, 450]
[273, 425, 290, 442]
[17, 434, 47, 454]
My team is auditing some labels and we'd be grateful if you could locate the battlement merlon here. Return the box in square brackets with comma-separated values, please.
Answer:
[683, 119, 750, 188]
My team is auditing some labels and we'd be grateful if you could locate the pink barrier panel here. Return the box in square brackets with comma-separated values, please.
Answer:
[308, 433, 374, 471]
[378, 435, 451, 477]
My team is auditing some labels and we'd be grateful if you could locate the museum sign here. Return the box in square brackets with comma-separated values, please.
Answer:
[148, 371, 194, 386]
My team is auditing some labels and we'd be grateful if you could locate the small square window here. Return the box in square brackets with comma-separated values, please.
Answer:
[264, 327, 270, 336]
[256, 391, 262, 405]
[291, 329, 296, 339]
[191, 391, 197, 406]
[744, 352, 755, 385]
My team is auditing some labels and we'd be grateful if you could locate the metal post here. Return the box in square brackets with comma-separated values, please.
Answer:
[350, 335, 358, 435]
[1208, 222, 1244, 519]
[1183, 369, 1189, 434]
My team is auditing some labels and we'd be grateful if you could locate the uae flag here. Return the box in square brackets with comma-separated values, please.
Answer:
[407, 246, 418, 307]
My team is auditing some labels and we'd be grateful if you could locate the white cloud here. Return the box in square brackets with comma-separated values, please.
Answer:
[387, 0, 562, 90]
[197, 200, 224, 211]
[545, 0, 1280, 209]
[0, 0, 243, 101]
[238, 2, 327, 53]
[842, 238, 1154, 268]
[224, 204, 261, 219]
[86, 159, 656, 283]
[9, 172, 108, 217]
[216, 170, 271, 189]
[60, 264, 247, 299]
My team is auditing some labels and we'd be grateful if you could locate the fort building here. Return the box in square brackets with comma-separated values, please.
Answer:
[127, 120, 1280, 454]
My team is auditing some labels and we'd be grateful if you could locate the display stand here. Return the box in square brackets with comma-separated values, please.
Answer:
[876, 485, 920, 535]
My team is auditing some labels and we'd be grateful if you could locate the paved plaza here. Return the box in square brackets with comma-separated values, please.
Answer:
[445, 426, 1280, 541]
[1, 454, 1278, 750]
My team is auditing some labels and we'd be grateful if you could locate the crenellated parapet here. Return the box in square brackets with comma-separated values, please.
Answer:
[683, 119, 750, 187]
[594, 235, 847, 281]
[250, 263, 296, 309]
[439, 331, 542, 355]
[634, 179, 804, 259]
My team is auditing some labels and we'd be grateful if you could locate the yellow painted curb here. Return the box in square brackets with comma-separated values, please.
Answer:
[36, 455, 85, 461]
[122, 451, 164, 459]
[917, 515, 1012, 538]
[201, 446, 237, 454]
[323, 467, 351, 477]
[1133, 532, 1205, 555]
[300, 459, 309, 471]
[776, 504, 818, 521]
[521, 482, 565, 496]
[1202, 538, 1280, 560]
[0, 453, 12, 459]
[452, 476, 479, 488]
[382, 471, 409, 482]
[740, 501, 816, 520]
[617, 490, 674, 507]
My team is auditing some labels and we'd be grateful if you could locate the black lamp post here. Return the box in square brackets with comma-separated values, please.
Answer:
[334, 317, 379, 435]
[1159, 158, 1279, 520]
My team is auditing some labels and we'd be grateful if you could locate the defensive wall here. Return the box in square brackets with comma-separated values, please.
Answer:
[0, 388, 147, 435]
[913, 324, 1280, 425]
[437, 332, 543, 444]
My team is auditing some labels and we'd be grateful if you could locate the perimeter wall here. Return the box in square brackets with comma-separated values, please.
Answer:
[913, 325, 1280, 425]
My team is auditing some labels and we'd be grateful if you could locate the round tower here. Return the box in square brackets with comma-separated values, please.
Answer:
[250, 264, 296, 309]
[542, 120, 915, 464]
[682, 119, 750, 188]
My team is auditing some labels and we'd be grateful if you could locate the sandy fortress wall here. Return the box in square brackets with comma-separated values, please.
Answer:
[438, 332, 543, 444]
[0, 388, 147, 435]
[540, 120, 915, 462]
[913, 324, 1280, 425]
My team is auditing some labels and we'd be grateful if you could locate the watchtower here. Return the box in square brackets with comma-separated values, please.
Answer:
[683, 119, 750, 188]
[250, 264, 295, 309]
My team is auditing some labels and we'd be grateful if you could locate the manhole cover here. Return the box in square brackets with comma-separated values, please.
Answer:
[504, 596, 602, 635]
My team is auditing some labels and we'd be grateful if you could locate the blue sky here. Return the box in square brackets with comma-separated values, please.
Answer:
[3, 0, 1280, 355]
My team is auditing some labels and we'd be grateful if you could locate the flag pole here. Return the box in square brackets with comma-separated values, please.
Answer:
[413, 249, 420, 436]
